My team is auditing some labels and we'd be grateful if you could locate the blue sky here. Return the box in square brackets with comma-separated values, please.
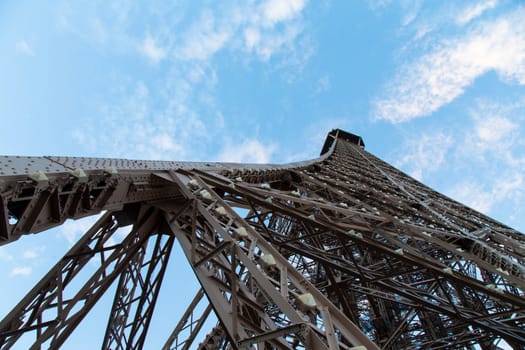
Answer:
[1, 0, 524, 348]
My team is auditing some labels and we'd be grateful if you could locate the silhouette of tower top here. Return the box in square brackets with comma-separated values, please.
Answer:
[0, 129, 523, 349]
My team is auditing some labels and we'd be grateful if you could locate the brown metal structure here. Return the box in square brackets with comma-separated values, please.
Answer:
[0, 129, 524, 349]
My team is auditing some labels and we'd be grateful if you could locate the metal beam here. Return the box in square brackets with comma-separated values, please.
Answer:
[162, 289, 213, 350]
[103, 232, 174, 350]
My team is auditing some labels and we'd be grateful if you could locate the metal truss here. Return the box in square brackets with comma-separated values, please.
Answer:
[0, 206, 166, 349]
[162, 288, 213, 350]
[0, 129, 523, 349]
[103, 230, 174, 350]
[162, 170, 378, 349]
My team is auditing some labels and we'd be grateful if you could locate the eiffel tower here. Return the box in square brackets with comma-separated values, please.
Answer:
[0, 129, 523, 349]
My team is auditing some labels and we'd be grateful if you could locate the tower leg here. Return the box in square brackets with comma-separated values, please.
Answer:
[103, 232, 174, 350]
[0, 206, 162, 349]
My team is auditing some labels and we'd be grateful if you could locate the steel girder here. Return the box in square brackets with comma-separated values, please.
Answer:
[170, 164, 524, 349]
[162, 170, 378, 349]
[0, 206, 168, 349]
[0, 129, 523, 349]
[162, 288, 213, 350]
[102, 231, 174, 350]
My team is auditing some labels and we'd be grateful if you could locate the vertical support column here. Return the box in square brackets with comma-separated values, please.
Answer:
[0, 212, 117, 349]
[0, 206, 163, 350]
[102, 232, 175, 350]
[102, 238, 149, 349]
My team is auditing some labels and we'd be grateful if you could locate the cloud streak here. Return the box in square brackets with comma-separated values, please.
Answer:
[140, 36, 167, 63]
[10, 266, 32, 277]
[395, 132, 453, 181]
[393, 97, 525, 228]
[455, 0, 498, 26]
[451, 172, 523, 214]
[374, 6, 525, 123]
[71, 1, 311, 163]
[176, 0, 309, 63]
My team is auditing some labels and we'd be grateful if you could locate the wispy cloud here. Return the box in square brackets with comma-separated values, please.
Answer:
[176, 10, 231, 61]
[217, 138, 277, 164]
[15, 40, 34, 56]
[22, 246, 46, 259]
[68, 2, 312, 161]
[455, 0, 498, 26]
[176, 0, 309, 63]
[461, 99, 524, 163]
[10, 266, 32, 277]
[395, 132, 453, 181]
[140, 36, 167, 63]
[74, 70, 212, 160]
[393, 97, 525, 226]
[373, 6, 525, 123]
[458, 100, 524, 217]
[263, 0, 305, 24]
[475, 116, 516, 143]
[451, 172, 523, 214]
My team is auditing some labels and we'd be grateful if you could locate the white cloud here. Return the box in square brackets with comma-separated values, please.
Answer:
[450, 181, 494, 213]
[23, 246, 46, 259]
[395, 132, 454, 180]
[475, 116, 517, 143]
[461, 99, 524, 163]
[10, 266, 32, 277]
[450, 173, 523, 214]
[69, 2, 311, 165]
[177, 11, 231, 61]
[75, 73, 212, 161]
[244, 1, 309, 63]
[217, 138, 277, 164]
[249, 23, 305, 62]
[244, 27, 261, 50]
[176, 2, 310, 64]
[262, 0, 305, 24]
[456, 0, 498, 26]
[431, 98, 525, 226]
[140, 36, 167, 63]
[400, 0, 422, 27]
[374, 7, 525, 123]
[15, 40, 33, 55]
[150, 133, 184, 154]
[392, 98, 524, 226]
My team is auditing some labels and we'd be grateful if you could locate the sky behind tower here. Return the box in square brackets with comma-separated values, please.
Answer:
[0, 1, 524, 348]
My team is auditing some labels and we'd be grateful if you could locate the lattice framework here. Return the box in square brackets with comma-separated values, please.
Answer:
[0, 129, 523, 349]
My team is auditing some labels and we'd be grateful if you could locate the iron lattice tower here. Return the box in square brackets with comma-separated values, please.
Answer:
[0, 129, 523, 349]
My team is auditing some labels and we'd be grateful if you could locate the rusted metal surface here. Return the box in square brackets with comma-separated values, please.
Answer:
[0, 129, 523, 349]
